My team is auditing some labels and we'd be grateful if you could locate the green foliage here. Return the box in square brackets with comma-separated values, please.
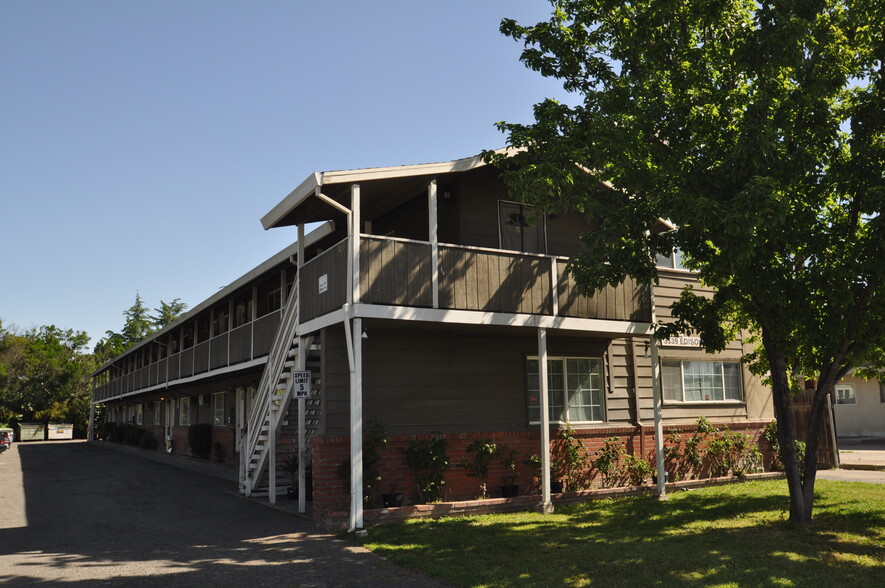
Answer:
[187, 423, 212, 459]
[592, 436, 625, 488]
[623, 453, 654, 486]
[707, 429, 752, 477]
[462, 439, 498, 498]
[551, 426, 589, 490]
[0, 323, 96, 435]
[491, 0, 885, 526]
[338, 416, 388, 502]
[763, 420, 783, 471]
[499, 445, 520, 485]
[282, 453, 300, 488]
[403, 433, 450, 503]
[94, 293, 188, 358]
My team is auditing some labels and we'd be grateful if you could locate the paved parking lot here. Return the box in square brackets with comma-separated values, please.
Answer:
[0, 441, 449, 587]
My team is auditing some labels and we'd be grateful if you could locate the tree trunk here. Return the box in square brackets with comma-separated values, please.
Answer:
[761, 328, 810, 526]
[800, 368, 838, 523]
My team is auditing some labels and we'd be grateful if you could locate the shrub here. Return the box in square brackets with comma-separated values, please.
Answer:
[623, 453, 653, 486]
[138, 429, 159, 450]
[551, 426, 588, 491]
[592, 437, 625, 488]
[462, 439, 498, 498]
[762, 420, 783, 471]
[403, 433, 450, 503]
[188, 424, 212, 459]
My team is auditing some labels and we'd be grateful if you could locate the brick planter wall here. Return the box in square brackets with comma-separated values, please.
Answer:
[311, 420, 773, 529]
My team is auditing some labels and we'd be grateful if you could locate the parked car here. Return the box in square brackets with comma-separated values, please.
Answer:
[0, 432, 9, 452]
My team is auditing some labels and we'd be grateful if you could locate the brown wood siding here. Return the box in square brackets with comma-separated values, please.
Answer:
[324, 326, 617, 435]
[209, 334, 228, 370]
[360, 237, 432, 307]
[557, 261, 652, 322]
[439, 247, 552, 314]
[252, 311, 280, 357]
[300, 240, 348, 323]
[229, 325, 251, 364]
[193, 341, 210, 374]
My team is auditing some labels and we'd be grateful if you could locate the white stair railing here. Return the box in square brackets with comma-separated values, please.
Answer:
[240, 281, 301, 495]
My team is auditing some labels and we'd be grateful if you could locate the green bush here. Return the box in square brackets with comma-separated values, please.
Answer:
[592, 436, 625, 488]
[403, 433, 450, 503]
[623, 453, 653, 486]
[138, 429, 159, 450]
[188, 424, 212, 459]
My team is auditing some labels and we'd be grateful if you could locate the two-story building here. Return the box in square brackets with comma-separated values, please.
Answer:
[91, 152, 773, 530]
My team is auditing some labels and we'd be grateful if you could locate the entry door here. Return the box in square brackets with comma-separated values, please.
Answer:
[164, 398, 173, 449]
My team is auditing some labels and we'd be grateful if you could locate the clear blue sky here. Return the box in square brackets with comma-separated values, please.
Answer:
[0, 0, 567, 348]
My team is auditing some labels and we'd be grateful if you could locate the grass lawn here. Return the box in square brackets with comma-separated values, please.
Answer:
[358, 479, 884, 587]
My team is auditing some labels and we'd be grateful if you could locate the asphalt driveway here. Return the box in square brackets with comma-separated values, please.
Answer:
[0, 441, 449, 587]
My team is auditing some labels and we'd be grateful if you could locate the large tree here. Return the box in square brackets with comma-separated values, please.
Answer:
[489, 0, 885, 526]
[0, 323, 97, 435]
[94, 293, 188, 359]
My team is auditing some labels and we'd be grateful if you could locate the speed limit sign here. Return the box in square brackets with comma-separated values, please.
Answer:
[291, 370, 312, 398]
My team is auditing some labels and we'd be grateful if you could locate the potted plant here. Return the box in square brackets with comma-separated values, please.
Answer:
[524, 453, 562, 493]
[382, 484, 403, 508]
[462, 439, 498, 499]
[499, 446, 520, 497]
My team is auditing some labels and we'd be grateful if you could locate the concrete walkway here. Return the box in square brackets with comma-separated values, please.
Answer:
[816, 439, 885, 484]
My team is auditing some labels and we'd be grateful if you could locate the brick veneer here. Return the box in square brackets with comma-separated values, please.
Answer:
[311, 421, 771, 528]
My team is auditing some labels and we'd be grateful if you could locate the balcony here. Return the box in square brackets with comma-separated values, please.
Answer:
[300, 235, 652, 324]
[92, 310, 281, 403]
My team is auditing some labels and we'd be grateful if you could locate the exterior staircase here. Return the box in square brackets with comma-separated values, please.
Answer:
[240, 281, 320, 497]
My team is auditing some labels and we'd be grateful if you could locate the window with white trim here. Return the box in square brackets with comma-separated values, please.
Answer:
[656, 247, 688, 270]
[179, 397, 191, 426]
[662, 360, 743, 402]
[213, 392, 226, 426]
[499, 201, 546, 254]
[135, 404, 143, 426]
[835, 384, 856, 405]
[527, 357, 605, 423]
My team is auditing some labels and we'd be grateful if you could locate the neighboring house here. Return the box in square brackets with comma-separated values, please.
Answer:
[833, 374, 885, 438]
[90, 152, 774, 529]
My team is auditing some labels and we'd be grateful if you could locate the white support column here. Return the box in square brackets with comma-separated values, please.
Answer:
[351, 184, 361, 305]
[550, 259, 559, 316]
[538, 327, 554, 514]
[297, 222, 307, 514]
[428, 179, 439, 309]
[649, 284, 667, 499]
[349, 317, 364, 531]
[268, 383, 277, 504]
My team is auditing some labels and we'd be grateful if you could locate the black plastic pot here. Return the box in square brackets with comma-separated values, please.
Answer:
[383, 492, 403, 507]
[501, 484, 520, 498]
[550, 480, 564, 493]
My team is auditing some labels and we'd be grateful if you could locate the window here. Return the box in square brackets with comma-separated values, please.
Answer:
[134, 404, 143, 425]
[527, 357, 605, 423]
[499, 201, 546, 254]
[213, 392, 226, 426]
[154, 402, 161, 426]
[835, 384, 856, 405]
[179, 397, 191, 426]
[656, 247, 688, 270]
[662, 360, 743, 402]
[879, 381, 885, 404]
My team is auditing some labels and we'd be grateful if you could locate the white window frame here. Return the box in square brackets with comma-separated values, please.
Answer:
[213, 392, 226, 426]
[179, 397, 191, 426]
[835, 384, 856, 405]
[498, 200, 547, 254]
[527, 356, 606, 424]
[655, 247, 690, 271]
[662, 360, 744, 403]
